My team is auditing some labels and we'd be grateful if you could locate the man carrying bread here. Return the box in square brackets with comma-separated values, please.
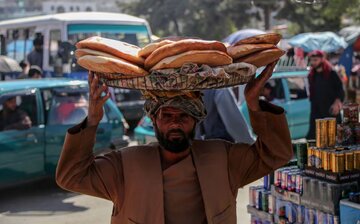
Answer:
[56, 59, 292, 223]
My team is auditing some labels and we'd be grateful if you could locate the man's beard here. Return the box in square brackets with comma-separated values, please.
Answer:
[313, 62, 323, 71]
[154, 126, 195, 153]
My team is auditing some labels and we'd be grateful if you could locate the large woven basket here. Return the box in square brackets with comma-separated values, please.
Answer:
[97, 62, 256, 91]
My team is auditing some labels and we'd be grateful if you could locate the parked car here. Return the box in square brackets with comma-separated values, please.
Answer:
[0, 79, 129, 188]
[134, 70, 310, 143]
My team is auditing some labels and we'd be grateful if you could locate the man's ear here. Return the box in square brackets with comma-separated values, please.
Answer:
[150, 115, 156, 124]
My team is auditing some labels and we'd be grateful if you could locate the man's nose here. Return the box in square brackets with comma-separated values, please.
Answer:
[169, 120, 182, 129]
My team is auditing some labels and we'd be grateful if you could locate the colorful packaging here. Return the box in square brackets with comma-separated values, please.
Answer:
[296, 173, 303, 194]
[297, 205, 305, 223]
[268, 194, 275, 214]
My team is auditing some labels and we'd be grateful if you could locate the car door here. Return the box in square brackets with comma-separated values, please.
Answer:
[43, 86, 112, 174]
[0, 89, 45, 187]
[283, 76, 311, 139]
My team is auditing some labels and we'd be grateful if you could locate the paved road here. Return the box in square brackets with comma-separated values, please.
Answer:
[0, 178, 262, 224]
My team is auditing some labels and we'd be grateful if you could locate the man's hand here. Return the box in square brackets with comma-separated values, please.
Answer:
[87, 72, 111, 127]
[245, 62, 277, 111]
[330, 98, 342, 116]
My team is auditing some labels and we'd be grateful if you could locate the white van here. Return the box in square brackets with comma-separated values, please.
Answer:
[0, 12, 152, 79]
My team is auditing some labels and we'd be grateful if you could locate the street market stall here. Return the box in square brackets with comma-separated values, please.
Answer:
[247, 104, 360, 224]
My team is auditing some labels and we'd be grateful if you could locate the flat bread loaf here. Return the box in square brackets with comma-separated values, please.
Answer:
[227, 44, 275, 59]
[139, 40, 174, 58]
[145, 39, 227, 69]
[235, 48, 285, 68]
[77, 55, 149, 76]
[234, 33, 282, 46]
[76, 36, 144, 66]
[75, 48, 116, 59]
[150, 50, 232, 71]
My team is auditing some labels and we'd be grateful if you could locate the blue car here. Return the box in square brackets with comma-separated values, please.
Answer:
[0, 79, 129, 188]
[134, 70, 311, 143]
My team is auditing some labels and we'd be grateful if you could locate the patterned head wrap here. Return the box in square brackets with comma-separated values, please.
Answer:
[143, 91, 206, 121]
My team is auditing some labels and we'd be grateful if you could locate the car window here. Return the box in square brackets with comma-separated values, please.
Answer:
[114, 89, 143, 103]
[45, 86, 107, 125]
[49, 29, 61, 66]
[286, 77, 308, 100]
[260, 79, 285, 103]
[0, 92, 37, 132]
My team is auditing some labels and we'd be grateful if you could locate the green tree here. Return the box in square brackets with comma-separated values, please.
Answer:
[276, 0, 358, 34]
[120, 0, 252, 40]
[345, 0, 360, 24]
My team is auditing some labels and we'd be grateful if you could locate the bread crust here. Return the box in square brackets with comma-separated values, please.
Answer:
[227, 44, 275, 59]
[75, 48, 117, 59]
[139, 40, 174, 58]
[76, 36, 144, 66]
[234, 33, 282, 46]
[77, 55, 149, 76]
[235, 48, 285, 67]
[145, 39, 227, 69]
[150, 50, 232, 71]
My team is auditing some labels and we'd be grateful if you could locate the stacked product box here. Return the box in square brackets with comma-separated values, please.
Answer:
[248, 105, 360, 223]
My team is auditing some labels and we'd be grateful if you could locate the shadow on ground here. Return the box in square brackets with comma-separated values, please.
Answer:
[0, 179, 88, 216]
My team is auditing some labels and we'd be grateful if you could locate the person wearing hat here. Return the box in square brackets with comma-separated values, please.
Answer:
[56, 62, 293, 224]
[307, 50, 345, 139]
[28, 65, 43, 79]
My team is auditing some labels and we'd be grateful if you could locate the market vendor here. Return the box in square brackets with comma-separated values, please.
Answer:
[306, 50, 345, 139]
[56, 62, 293, 224]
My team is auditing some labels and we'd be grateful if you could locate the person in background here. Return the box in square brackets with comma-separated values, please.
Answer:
[27, 37, 43, 69]
[28, 65, 43, 79]
[0, 97, 32, 131]
[17, 60, 29, 79]
[195, 88, 254, 144]
[307, 50, 345, 139]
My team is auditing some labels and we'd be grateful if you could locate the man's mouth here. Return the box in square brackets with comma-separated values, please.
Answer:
[168, 132, 183, 138]
[166, 130, 185, 139]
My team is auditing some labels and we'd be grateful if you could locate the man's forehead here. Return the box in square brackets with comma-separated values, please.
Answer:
[158, 107, 186, 114]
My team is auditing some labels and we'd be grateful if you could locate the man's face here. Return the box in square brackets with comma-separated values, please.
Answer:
[5, 98, 17, 111]
[35, 44, 42, 52]
[32, 72, 42, 79]
[310, 56, 322, 68]
[152, 107, 196, 153]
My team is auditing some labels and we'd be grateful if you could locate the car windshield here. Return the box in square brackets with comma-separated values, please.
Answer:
[114, 89, 144, 103]
[46, 87, 108, 125]
[47, 88, 89, 125]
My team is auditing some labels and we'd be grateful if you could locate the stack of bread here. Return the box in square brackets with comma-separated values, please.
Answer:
[75, 36, 149, 77]
[226, 33, 285, 67]
[140, 39, 233, 71]
[76, 34, 285, 79]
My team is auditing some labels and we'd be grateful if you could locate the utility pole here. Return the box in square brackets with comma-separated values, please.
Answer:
[253, 0, 281, 30]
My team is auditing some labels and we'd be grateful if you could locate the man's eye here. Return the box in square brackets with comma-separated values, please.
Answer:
[181, 114, 190, 120]
[162, 113, 172, 118]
